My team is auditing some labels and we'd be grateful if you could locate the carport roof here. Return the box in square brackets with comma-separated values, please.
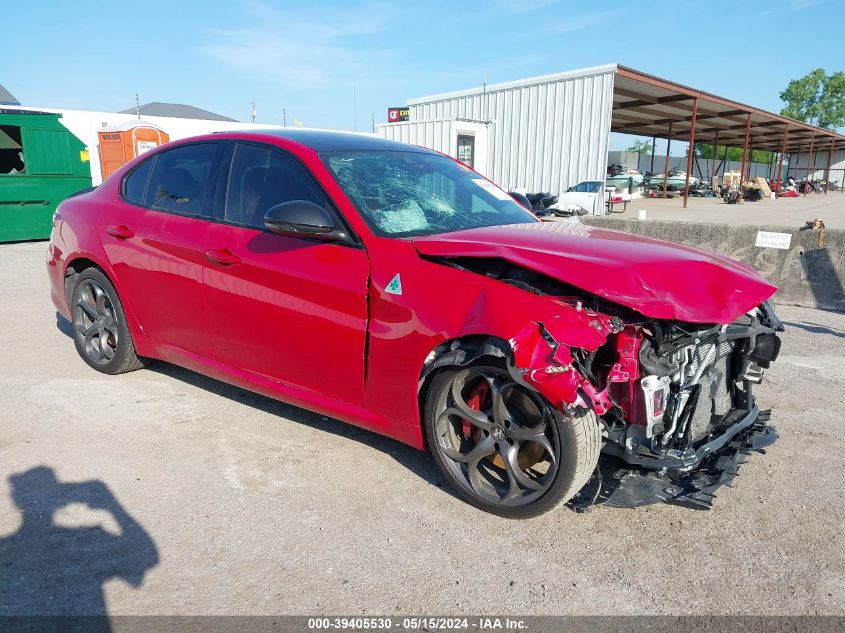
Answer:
[613, 65, 845, 154]
[408, 63, 844, 155]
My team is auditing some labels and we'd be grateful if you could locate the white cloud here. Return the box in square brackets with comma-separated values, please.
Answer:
[494, 0, 558, 13]
[198, 0, 395, 89]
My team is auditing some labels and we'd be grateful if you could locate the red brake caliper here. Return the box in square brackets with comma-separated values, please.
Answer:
[463, 381, 490, 439]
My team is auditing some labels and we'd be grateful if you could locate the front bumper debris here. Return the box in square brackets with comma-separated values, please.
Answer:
[572, 410, 778, 511]
[602, 403, 763, 470]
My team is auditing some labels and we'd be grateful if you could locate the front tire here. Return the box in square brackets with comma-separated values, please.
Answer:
[424, 364, 600, 518]
[70, 268, 148, 375]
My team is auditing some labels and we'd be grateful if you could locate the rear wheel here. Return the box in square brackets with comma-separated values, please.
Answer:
[424, 364, 600, 518]
[70, 268, 148, 374]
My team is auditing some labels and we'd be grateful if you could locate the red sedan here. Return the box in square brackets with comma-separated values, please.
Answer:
[48, 130, 782, 517]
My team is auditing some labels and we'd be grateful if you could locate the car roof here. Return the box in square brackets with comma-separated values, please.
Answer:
[237, 129, 435, 153]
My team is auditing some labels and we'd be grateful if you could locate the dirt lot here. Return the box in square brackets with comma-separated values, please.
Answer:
[606, 192, 845, 229]
[1, 240, 843, 616]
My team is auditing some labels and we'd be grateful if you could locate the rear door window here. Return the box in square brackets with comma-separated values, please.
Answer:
[144, 143, 219, 216]
[224, 143, 327, 229]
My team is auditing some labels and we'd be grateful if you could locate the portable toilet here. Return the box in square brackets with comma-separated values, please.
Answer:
[97, 121, 169, 180]
[0, 112, 93, 242]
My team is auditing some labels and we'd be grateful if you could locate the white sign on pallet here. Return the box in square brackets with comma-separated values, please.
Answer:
[755, 231, 792, 250]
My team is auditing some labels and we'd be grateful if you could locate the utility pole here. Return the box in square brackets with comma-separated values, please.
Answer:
[283, 108, 287, 128]
[251, 100, 256, 124]
[371, 112, 375, 133]
[135, 93, 140, 119]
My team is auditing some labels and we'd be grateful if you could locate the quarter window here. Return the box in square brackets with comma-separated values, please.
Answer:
[144, 143, 218, 215]
[225, 143, 327, 229]
[123, 158, 153, 204]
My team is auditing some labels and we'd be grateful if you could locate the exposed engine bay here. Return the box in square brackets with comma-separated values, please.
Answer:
[426, 255, 784, 510]
[578, 305, 782, 509]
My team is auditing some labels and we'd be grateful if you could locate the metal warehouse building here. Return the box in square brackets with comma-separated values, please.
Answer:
[378, 63, 845, 210]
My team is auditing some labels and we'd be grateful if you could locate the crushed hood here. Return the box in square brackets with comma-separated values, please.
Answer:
[412, 222, 777, 324]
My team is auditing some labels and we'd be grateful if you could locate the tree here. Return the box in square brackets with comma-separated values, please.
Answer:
[695, 144, 774, 165]
[626, 138, 653, 154]
[779, 68, 845, 129]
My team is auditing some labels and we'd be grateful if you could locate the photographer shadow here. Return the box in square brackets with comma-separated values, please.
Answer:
[0, 466, 158, 631]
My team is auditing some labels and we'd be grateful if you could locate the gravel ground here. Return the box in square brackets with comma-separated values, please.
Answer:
[0, 240, 843, 616]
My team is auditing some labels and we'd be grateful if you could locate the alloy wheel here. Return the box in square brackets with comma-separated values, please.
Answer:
[72, 279, 119, 366]
[432, 367, 560, 507]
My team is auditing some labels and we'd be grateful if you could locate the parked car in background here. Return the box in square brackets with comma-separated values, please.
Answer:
[549, 180, 605, 215]
[48, 130, 782, 517]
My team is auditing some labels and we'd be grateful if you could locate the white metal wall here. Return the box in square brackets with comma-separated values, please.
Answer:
[788, 149, 845, 183]
[377, 120, 454, 155]
[381, 65, 616, 196]
[378, 119, 492, 177]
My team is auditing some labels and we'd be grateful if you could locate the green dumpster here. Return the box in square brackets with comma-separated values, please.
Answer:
[0, 112, 93, 242]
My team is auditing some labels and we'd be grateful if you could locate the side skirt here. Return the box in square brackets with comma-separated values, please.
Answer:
[148, 341, 425, 449]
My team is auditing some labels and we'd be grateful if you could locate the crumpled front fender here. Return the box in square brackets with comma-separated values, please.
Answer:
[509, 319, 614, 416]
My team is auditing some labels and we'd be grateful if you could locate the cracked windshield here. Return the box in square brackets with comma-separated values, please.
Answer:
[322, 150, 536, 237]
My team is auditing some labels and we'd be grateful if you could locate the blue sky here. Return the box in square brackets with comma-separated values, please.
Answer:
[3, 0, 841, 153]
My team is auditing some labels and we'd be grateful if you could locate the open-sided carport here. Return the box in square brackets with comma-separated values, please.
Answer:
[611, 66, 845, 207]
[381, 63, 845, 209]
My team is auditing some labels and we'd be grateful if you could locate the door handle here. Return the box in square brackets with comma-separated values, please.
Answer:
[106, 224, 135, 239]
[204, 248, 241, 266]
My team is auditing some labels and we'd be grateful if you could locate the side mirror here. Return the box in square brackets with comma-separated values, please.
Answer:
[263, 201, 348, 241]
[508, 191, 532, 211]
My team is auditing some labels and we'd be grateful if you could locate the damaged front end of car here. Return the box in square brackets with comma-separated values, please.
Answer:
[509, 297, 783, 510]
[510, 298, 783, 510]
[423, 252, 784, 511]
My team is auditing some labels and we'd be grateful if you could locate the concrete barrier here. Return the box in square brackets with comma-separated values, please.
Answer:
[580, 217, 845, 312]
